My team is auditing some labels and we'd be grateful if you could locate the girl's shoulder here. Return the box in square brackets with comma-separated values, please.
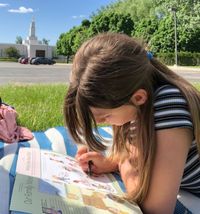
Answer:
[154, 84, 181, 98]
[153, 84, 193, 130]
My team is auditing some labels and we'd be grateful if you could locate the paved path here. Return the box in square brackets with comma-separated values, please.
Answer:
[0, 62, 200, 85]
[169, 66, 200, 82]
[0, 62, 71, 85]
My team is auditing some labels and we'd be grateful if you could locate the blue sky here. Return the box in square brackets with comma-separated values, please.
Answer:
[0, 0, 117, 45]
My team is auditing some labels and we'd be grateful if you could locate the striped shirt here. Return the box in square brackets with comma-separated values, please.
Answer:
[154, 84, 200, 196]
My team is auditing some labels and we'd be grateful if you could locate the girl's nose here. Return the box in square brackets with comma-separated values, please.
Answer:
[96, 118, 105, 124]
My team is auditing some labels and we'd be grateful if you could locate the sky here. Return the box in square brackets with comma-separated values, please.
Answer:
[0, 0, 117, 45]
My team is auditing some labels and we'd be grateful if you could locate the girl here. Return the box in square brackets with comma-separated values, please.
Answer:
[64, 33, 200, 213]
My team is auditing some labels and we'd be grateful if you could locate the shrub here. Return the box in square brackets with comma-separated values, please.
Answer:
[4, 47, 20, 59]
[157, 52, 200, 66]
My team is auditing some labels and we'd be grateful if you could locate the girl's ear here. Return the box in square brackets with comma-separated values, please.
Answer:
[130, 89, 148, 106]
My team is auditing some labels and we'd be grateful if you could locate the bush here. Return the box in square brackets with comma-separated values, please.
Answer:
[4, 47, 20, 59]
[0, 57, 18, 62]
[157, 52, 200, 66]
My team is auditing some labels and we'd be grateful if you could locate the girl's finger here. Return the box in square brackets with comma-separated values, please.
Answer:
[78, 151, 102, 162]
[75, 146, 88, 159]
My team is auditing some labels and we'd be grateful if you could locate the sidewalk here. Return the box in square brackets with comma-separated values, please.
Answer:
[168, 66, 200, 73]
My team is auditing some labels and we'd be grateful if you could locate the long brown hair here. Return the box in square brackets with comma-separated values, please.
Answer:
[64, 32, 200, 204]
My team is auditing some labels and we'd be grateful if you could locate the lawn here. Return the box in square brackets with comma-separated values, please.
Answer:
[1, 83, 200, 132]
[0, 84, 67, 131]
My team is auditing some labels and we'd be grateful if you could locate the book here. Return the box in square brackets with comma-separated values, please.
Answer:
[10, 147, 142, 214]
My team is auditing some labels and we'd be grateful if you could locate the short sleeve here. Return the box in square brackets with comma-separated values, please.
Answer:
[154, 85, 193, 130]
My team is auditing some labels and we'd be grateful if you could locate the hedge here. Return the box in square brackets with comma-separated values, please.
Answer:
[157, 52, 200, 66]
[0, 57, 18, 62]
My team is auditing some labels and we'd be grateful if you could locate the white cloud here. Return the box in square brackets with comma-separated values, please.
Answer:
[72, 15, 86, 19]
[0, 3, 9, 7]
[8, 6, 33, 13]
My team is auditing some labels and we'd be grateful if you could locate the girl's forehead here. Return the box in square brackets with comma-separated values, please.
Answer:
[89, 107, 112, 116]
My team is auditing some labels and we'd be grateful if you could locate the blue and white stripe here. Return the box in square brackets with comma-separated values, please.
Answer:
[0, 124, 198, 213]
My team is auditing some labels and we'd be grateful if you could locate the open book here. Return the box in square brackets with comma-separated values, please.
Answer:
[10, 147, 142, 214]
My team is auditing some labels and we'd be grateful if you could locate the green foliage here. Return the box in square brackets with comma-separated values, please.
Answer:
[150, 0, 200, 52]
[56, 11, 134, 56]
[149, 16, 174, 53]
[42, 38, 50, 45]
[157, 52, 200, 66]
[90, 12, 134, 36]
[56, 23, 91, 60]
[15, 36, 22, 44]
[134, 18, 158, 42]
[0, 57, 18, 62]
[81, 19, 91, 28]
[56, 0, 200, 61]
[1, 82, 200, 131]
[4, 47, 20, 58]
[104, 0, 155, 22]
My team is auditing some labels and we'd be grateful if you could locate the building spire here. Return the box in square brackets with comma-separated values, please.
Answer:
[28, 17, 37, 40]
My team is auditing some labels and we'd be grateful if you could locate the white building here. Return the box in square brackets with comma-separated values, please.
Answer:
[0, 19, 56, 59]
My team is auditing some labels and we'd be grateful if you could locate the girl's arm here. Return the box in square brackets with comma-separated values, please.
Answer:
[120, 128, 192, 213]
[141, 127, 192, 214]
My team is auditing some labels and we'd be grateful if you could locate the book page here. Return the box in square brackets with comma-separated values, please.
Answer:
[40, 150, 117, 194]
[10, 147, 142, 214]
[10, 174, 142, 214]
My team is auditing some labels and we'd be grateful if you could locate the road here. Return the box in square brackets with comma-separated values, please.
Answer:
[0, 62, 71, 85]
[0, 62, 200, 85]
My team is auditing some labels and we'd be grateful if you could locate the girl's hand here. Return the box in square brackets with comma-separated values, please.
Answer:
[75, 146, 118, 175]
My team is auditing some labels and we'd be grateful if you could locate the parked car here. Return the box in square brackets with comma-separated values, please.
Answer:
[18, 57, 25, 63]
[31, 57, 56, 65]
[30, 57, 36, 64]
[20, 57, 29, 64]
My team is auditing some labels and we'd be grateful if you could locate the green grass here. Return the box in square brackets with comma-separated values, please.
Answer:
[0, 58, 18, 62]
[0, 84, 67, 131]
[1, 83, 200, 132]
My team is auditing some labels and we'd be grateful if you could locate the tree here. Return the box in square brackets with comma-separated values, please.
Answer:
[56, 0, 200, 56]
[89, 12, 134, 36]
[134, 18, 158, 42]
[151, 0, 200, 52]
[5, 47, 20, 58]
[56, 22, 91, 60]
[56, 31, 74, 63]
[149, 16, 175, 53]
[81, 19, 91, 28]
[99, 0, 200, 52]
[15, 36, 22, 44]
[42, 38, 50, 45]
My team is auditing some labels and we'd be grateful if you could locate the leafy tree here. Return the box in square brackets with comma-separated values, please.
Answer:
[176, 2, 200, 52]
[81, 19, 91, 28]
[56, 32, 73, 62]
[89, 13, 110, 35]
[89, 12, 134, 36]
[57, 0, 200, 57]
[42, 38, 50, 45]
[5, 47, 20, 58]
[134, 17, 158, 42]
[101, 0, 200, 52]
[56, 22, 91, 59]
[103, 0, 155, 22]
[15, 36, 23, 44]
[149, 16, 174, 53]
[151, 0, 200, 52]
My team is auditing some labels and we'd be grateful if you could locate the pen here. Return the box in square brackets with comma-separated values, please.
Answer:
[87, 147, 93, 176]
[88, 160, 93, 176]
